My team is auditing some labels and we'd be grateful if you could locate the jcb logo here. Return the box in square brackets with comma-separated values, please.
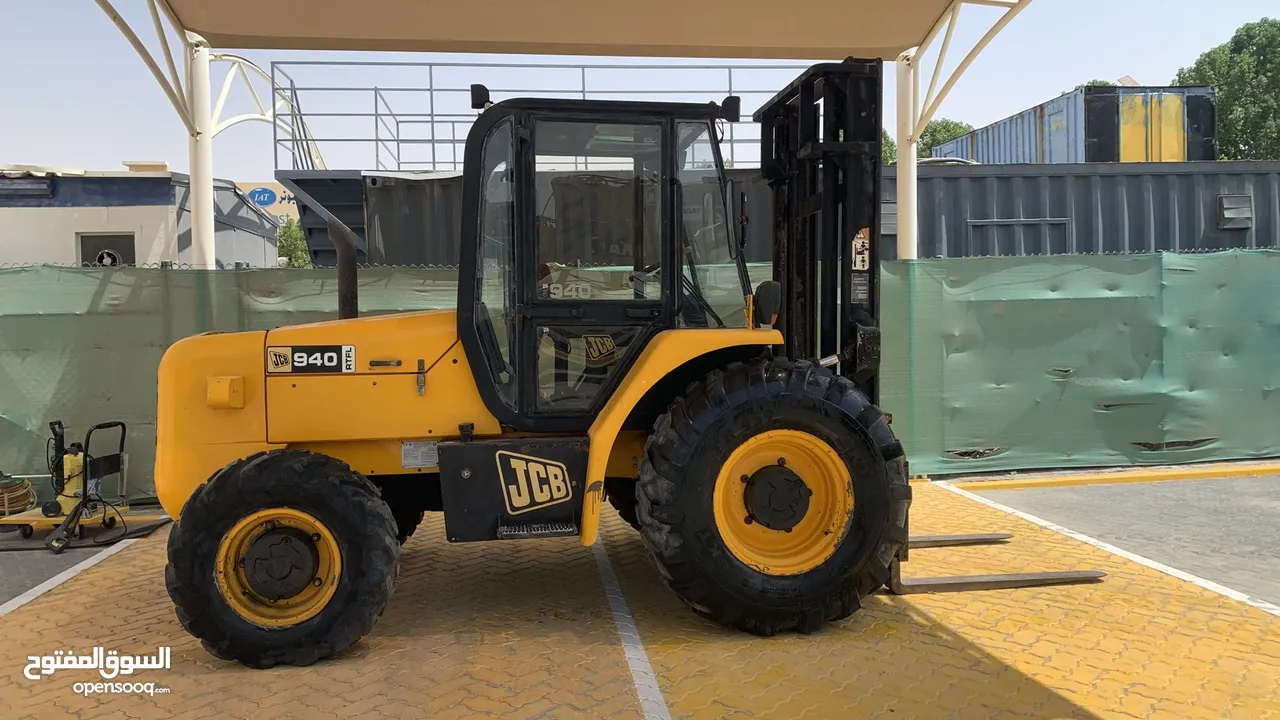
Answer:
[268, 349, 292, 372]
[496, 451, 572, 515]
[583, 334, 617, 366]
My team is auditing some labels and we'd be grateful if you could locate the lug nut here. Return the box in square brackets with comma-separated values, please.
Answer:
[777, 458, 786, 466]
[311, 533, 321, 542]
[741, 474, 749, 483]
[313, 577, 322, 587]
[744, 514, 755, 525]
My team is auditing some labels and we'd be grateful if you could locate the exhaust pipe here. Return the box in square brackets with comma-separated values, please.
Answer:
[327, 216, 359, 319]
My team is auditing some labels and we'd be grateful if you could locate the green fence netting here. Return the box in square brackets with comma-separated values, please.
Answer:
[2, 250, 1277, 500]
[880, 249, 1280, 475]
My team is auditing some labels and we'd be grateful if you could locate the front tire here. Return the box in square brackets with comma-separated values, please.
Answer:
[637, 357, 910, 636]
[165, 450, 400, 668]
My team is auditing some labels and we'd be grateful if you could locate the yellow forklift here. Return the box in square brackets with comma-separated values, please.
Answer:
[156, 60, 1101, 668]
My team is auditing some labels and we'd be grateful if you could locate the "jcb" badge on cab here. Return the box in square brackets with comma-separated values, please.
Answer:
[582, 334, 617, 366]
[496, 451, 573, 515]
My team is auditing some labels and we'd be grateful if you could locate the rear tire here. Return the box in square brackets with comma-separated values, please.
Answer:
[637, 357, 909, 636]
[165, 450, 399, 668]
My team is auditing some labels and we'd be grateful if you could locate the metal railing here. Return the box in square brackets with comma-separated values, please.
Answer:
[270, 60, 815, 172]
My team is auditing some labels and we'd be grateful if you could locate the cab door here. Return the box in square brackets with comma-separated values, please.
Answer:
[512, 114, 676, 432]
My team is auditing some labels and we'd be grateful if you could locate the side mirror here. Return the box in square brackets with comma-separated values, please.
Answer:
[754, 280, 781, 328]
[470, 84, 491, 110]
[720, 95, 742, 123]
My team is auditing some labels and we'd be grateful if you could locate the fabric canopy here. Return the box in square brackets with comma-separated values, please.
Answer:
[165, 0, 952, 59]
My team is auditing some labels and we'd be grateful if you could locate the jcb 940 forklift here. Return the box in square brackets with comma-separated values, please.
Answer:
[158, 60, 1099, 668]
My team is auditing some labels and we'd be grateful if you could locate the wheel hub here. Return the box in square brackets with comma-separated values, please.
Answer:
[243, 527, 318, 601]
[744, 464, 811, 531]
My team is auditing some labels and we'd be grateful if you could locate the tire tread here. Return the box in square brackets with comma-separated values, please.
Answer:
[635, 356, 910, 636]
[165, 449, 399, 668]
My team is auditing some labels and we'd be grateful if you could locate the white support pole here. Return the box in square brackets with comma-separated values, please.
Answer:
[186, 32, 216, 269]
[893, 0, 1035, 261]
[896, 53, 919, 261]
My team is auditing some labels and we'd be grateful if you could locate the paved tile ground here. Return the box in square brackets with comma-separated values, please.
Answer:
[975, 475, 1280, 606]
[0, 482, 1277, 719]
[614, 484, 1280, 720]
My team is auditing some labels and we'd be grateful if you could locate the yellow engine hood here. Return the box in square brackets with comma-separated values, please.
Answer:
[265, 309, 459, 375]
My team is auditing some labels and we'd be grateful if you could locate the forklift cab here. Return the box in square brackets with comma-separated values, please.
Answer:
[458, 91, 755, 433]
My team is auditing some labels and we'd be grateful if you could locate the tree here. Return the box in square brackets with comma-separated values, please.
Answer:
[276, 216, 312, 268]
[881, 129, 897, 165]
[917, 118, 973, 158]
[1173, 17, 1280, 160]
[1077, 79, 1116, 89]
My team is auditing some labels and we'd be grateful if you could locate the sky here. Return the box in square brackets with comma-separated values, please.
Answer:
[0, 1, 1274, 181]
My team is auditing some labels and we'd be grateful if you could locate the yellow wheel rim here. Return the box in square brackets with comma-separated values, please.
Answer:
[713, 430, 854, 576]
[214, 508, 342, 628]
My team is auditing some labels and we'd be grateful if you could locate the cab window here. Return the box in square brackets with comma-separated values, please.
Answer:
[532, 120, 664, 302]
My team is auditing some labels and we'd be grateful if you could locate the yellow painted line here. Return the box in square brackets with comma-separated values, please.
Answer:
[950, 461, 1280, 491]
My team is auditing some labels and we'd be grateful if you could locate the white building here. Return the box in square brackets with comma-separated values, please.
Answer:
[0, 163, 279, 267]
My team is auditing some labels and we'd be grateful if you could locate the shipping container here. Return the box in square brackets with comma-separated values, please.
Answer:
[879, 161, 1280, 259]
[286, 160, 1280, 266]
[932, 85, 1217, 164]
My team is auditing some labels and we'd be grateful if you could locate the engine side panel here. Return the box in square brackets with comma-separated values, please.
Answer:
[264, 309, 457, 375]
[264, 310, 501, 445]
[156, 310, 503, 519]
[267, 341, 501, 444]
